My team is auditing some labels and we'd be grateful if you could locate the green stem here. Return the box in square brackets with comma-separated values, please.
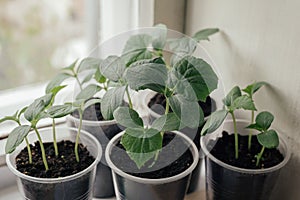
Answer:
[25, 137, 32, 164]
[230, 112, 239, 159]
[74, 74, 83, 90]
[256, 146, 265, 166]
[52, 119, 58, 156]
[33, 127, 49, 171]
[75, 110, 83, 162]
[125, 86, 133, 109]
[248, 110, 255, 150]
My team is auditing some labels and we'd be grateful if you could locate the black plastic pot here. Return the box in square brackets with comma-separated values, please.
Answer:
[6, 127, 101, 200]
[67, 115, 122, 198]
[142, 91, 217, 193]
[105, 131, 199, 200]
[201, 120, 291, 200]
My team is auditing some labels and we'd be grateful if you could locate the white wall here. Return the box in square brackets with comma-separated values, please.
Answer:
[185, 0, 300, 199]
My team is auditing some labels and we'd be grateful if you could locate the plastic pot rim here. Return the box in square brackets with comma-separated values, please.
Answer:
[200, 119, 291, 174]
[66, 114, 117, 127]
[6, 126, 102, 183]
[105, 130, 199, 185]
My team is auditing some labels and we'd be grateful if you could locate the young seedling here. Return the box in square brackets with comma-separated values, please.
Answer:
[242, 81, 267, 150]
[201, 86, 257, 159]
[246, 111, 279, 166]
[111, 52, 218, 168]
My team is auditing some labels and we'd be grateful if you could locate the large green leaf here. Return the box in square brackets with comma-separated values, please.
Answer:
[125, 58, 168, 93]
[257, 129, 279, 149]
[223, 86, 242, 107]
[5, 125, 31, 154]
[76, 84, 102, 100]
[230, 95, 257, 111]
[47, 104, 76, 119]
[151, 113, 181, 132]
[24, 94, 52, 122]
[77, 57, 101, 73]
[168, 56, 218, 101]
[193, 28, 219, 41]
[122, 34, 153, 66]
[242, 81, 267, 98]
[169, 95, 204, 129]
[45, 73, 72, 94]
[101, 86, 126, 120]
[201, 110, 228, 135]
[100, 56, 126, 82]
[121, 127, 163, 168]
[113, 107, 143, 128]
[152, 24, 167, 50]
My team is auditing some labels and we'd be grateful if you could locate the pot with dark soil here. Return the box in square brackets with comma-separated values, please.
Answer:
[67, 100, 122, 198]
[201, 84, 291, 200]
[6, 127, 101, 200]
[105, 130, 199, 200]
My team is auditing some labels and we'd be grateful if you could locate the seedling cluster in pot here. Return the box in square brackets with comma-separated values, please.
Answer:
[201, 82, 280, 166]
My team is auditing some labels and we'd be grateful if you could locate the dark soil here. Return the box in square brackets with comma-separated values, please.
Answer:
[147, 93, 214, 117]
[209, 131, 284, 169]
[16, 141, 95, 178]
[110, 132, 194, 179]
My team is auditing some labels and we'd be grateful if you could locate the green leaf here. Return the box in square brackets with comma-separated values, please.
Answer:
[84, 98, 102, 110]
[62, 59, 77, 72]
[242, 81, 267, 97]
[169, 95, 204, 129]
[151, 113, 181, 132]
[81, 71, 96, 85]
[94, 68, 106, 83]
[169, 37, 197, 55]
[257, 129, 279, 149]
[201, 110, 228, 135]
[247, 111, 274, 132]
[193, 28, 219, 41]
[152, 23, 167, 50]
[230, 95, 257, 111]
[76, 84, 102, 100]
[121, 127, 163, 168]
[24, 94, 53, 122]
[168, 56, 218, 101]
[122, 34, 153, 66]
[77, 57, 101, 73]
[113, 107, 143, 128]
[5, 125, 31, 154]
[17, 107, 28, 120]
[101, 86, 126, 120]
[47, 104, 76, 118]
[100, 56, 126, 82]
[125, 58, 168, 93]
[223, 86, 242, 107]
[45, 73, 72, 94]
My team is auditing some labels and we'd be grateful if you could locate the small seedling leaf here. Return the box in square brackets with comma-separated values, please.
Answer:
[47, 104, 76, 118]
[45, 73, 72, 94]
[230, 95, 256, 111]
[122, 34, 153, 66]
[100, 56, 126, 82]
[255, 111, 274, 131]
[121, 127, 163, 169]
[5, 125, 31, 154]
[94, 68, 106, 83]
[125, 58, 168, 94]
[242, 81, 267, 97]
[193, 28, 219, 41]
[257, 129, 279, 149]
[24, 94, 52, 122]
[223, 86, 242, 107]
[113, 107, 143, 128]
[101, 86, 126, 120]
[201, 109, 228, 135]
[76, 84, 102, 100]
[77, 57, 101, 73]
